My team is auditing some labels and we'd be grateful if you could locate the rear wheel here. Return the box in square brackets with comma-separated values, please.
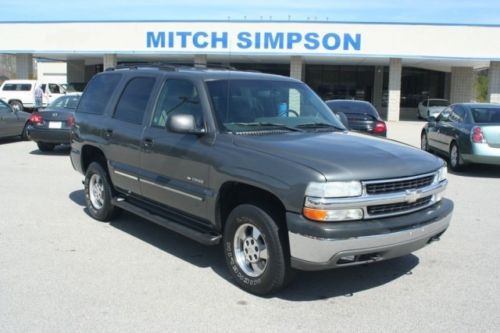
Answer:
[37, 142, 55, 152]
[9, 100, 23, 112]
[84, 162, 118, 221]
[421, 132, 429, 151]
[449, 142, 465, 171]
[223, 204, 292, 295]
[21, 123, 29, 140]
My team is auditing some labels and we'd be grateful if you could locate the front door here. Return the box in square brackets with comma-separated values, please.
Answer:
[140, 78, 211, 219]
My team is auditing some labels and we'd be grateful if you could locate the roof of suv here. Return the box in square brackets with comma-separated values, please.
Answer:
[105, 66, 298, 82]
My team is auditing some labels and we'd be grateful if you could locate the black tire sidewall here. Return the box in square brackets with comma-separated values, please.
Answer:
[449, 143, 460, 171]
[223, 204, 288, 295]
[421, 133, 428, 151]
[10, 101, 23, 112]
[84, 162, 116, 221]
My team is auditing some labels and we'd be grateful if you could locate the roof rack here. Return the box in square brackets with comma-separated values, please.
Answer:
[105, 61, 237, 72]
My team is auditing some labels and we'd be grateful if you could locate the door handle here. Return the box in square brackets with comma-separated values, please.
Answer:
[143, 138, 154, 149]
[104, 129, 113, 139]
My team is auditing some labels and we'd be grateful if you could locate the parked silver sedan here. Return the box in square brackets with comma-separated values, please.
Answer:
[0, 99, 30, 139]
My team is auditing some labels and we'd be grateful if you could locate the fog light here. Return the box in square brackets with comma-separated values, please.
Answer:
[303, 207, 363, 222]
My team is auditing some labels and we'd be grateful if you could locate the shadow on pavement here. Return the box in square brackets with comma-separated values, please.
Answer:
[68, 189, 419, 301]
[449, 163, 500, 179]
[0, 137, 23, 145]
[29, 144, 71, 156]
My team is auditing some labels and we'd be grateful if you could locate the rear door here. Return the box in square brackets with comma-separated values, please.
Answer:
[440, 105, 468, 151]
[139, 78, 212, 219]
[104, 75, 158, 195]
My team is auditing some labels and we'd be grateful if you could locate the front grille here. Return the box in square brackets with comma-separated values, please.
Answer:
[367, 196, 433, 216]
[365, 175, 434, 195]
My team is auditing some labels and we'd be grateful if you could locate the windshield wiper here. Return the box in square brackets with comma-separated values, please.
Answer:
[296, 122, 345, 131]
[233, 122, 304, 132]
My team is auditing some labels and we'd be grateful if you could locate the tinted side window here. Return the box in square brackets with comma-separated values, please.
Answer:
[113, 77, 156, 125]
[151, 79, 202, 128]
[2, 84, 16, 91]
[449, 107, 465, 123]
[77, 74, 122, 115]
[20, 84, 32, 91]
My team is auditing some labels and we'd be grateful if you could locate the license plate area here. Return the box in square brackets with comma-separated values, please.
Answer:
[48, 121, 62, 129]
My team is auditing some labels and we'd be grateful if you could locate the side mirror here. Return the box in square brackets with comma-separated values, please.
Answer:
[167, 113, 205, 135]
[428, 115, 437, 123]
[336, 112, 350, 129]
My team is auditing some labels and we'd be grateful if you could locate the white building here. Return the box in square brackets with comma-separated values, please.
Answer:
[1, 20, 500, 120]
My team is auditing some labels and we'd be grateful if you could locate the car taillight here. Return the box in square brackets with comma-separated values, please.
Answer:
[67, 115, 75, 126]
[29, 113, 43, 124]
[373, 121, 386, 134]
[472, 126, 486, 143]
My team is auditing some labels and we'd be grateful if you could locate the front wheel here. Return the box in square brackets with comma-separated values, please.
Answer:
[84, 162, 118, 221]
[223, 204, 291, 295]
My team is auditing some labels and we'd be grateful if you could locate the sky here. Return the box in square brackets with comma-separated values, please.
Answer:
[1, 0, 500, 25]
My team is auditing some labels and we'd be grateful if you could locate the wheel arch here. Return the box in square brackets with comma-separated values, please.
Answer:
[81, 144, 108, 174]
[215, 181, 287, 232]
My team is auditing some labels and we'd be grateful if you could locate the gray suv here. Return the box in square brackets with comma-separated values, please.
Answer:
[70, 65, 453, 295]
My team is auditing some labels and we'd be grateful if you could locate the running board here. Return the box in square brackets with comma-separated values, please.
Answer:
[112, 198, 221, 245]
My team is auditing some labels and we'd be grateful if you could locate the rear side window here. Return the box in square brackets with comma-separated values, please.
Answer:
[77, 74, 122, 115]
[113, 77, 156, 125]
[2, 83, 32, 91]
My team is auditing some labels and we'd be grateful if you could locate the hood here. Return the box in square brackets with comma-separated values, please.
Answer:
[233, 131, 443, 181]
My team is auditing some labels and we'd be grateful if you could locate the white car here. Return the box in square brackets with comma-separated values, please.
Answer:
[417, 98, 450, 120]
[0, 80, 67, 112]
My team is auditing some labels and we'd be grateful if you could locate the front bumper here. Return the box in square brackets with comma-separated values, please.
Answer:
[27, 126, 71, 144]
[287, 199, 453, 271]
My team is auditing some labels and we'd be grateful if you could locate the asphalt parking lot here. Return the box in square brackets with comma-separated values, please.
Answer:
[1, 121, 500, 332]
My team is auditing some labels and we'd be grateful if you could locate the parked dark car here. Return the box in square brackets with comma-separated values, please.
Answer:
[421, 103, 500, 171]
[0, 99, 30, 139]
[27, 93, 81, 151]
[325, 100, 387, 136]
[71, 65, 452, 295]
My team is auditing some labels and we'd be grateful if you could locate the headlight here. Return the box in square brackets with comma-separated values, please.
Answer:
[304, 181, 363, 222]
[437, 166, 447, 182]
[305, 181, 362, 198]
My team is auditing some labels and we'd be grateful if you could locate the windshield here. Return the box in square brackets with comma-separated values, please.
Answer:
[428, 99, 449, 107]
[471, 107, 500, 123]
[48, 95, 81, 110]
[206, 79, 345, 133]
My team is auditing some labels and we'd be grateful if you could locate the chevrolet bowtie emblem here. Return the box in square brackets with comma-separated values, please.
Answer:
[405, 189, 420, 203]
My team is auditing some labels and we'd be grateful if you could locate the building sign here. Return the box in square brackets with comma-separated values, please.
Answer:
[146, 31, 361, 52]
[0, 21, 500, 60]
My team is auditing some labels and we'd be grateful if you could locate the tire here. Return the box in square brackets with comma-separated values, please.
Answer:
[21, 123, 29, 141]
[84, 162, 118, 221]
[223, 204, 292, 295]
[449, 141, 465, 171]
[9, 101, 23, 112]
[421, 132, 429, 152]
[37, 142, 55, 152]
